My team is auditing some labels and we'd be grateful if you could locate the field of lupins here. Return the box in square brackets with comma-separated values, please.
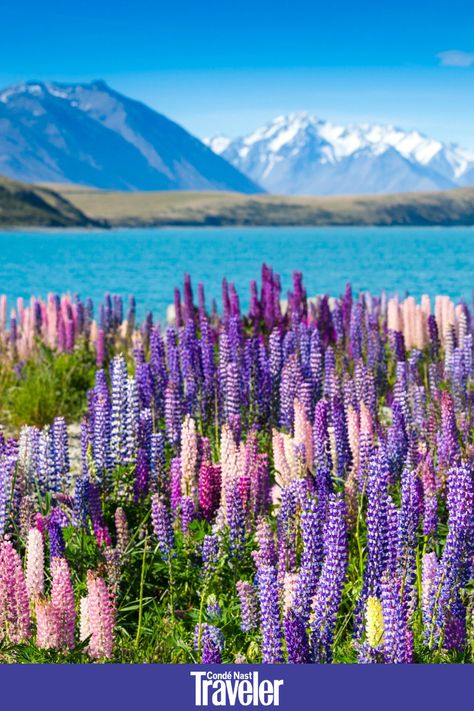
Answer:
[0, 265, 472, 664]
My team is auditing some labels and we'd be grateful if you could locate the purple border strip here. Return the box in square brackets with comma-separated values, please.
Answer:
[1, 664, 472, 711]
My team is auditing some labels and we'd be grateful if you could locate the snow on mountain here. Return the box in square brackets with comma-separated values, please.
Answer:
[205, 113, 474, 195]
[0, 81, 262, 193]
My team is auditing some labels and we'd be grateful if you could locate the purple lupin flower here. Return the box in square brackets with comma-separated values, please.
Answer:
[52, 417, 70, 492]
[310, 493, 348, 663]
[149, 433, 166, 496]
[134, 447, 150, 501]
[358, 450, 390, 619]
[150, 327, 168, 419]
[428, 314, 440, 359]
[437, 392, 460, 469]
[380, 571, 412, 663]
[279, 354, 299, 430]
[88, 482, 111, 547]
[386, 402, 408, 477]
[398, 468, 422, 615]
[332, 394, 352, 479]
[92, 370, 112, 483]
[194, 623, 224, 663]
[236, 580, 258, 632]
[256, 564, 284, 663]
[226, 479, 246, 558]
[201, 534, 220, 577]
[425, 462, 473, 650]
[284, 608, 310, 663]
[72, 475, 89, 528]
[47, 508, 65, 559]
[180, 495, 196, 534]
[165, 383, 182, 450]
[292, 495, 323, 624]
[276, 485, 298, 580]
[151, 494, 175, 561]
[422, 453, 438, 537]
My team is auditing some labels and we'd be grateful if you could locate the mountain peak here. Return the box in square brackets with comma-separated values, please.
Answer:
[206, 114, 474, 195]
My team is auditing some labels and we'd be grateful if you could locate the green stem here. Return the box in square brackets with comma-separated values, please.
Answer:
[197, 576, 209, 655]
[135, 538, 148, 647]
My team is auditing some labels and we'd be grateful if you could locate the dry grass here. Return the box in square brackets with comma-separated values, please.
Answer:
[48, 184, 474, 227]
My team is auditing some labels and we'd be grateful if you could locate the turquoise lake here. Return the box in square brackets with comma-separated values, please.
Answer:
[1, 226, 473, 318]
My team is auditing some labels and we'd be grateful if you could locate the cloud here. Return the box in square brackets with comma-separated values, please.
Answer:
[437, 50, 474, 67]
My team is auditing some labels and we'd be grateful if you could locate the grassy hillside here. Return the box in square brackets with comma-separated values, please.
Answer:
[51, 184, 474, 227]
[0, 177, 101, 227]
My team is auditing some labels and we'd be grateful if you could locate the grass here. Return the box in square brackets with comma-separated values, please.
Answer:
[0, 341, 97, 429]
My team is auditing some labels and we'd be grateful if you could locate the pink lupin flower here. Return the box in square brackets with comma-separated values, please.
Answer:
[25, 528, 44, 600]
[79, 596, 90, 644]
[51, 557, 76, 650]
[35, 598, 58, 649]
[82, 571, 115, 659]
[0, 540, 30, 643]
[0, 295, 6, 331]
[96, 328, 105, 367]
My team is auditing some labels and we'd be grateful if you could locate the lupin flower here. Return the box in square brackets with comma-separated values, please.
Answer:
[0, 540, 30, 643]
[253, 517, 277, 569]
[194, 623, 224, 663]
[310, 493, 348, 663]
[424, 462, 473, 650]
[256, 564, 284, 663]
[114, 507, 130, 557]
[225, 479, 246, 557]
[292, 495, 323, 623]
[284, 608, 310, 663]
[81, 571, 115, 659]
[47, 508, 66, 559]
[180, 495, 196, 534]
[236, 580, 258, 632]
[199, 463, 222, 522]
[50, 556, 76, 649]
[365, 596, 384, 649]
[201, 534, 220, 577]
[380, 571, 412, 663]
[25, 527, 44, 600]
[151, 494, 175, 560]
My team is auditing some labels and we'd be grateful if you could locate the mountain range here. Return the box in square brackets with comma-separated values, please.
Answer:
[205, 113, 474, 195]
[0, 81, 260, 193]
[1, 80, 474, 196]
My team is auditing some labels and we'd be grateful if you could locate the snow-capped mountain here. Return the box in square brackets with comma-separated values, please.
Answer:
[204, 113, 474, 195]
[0, 81, 261, 192]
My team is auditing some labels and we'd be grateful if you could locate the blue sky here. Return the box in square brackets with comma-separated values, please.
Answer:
[1, 0, 474, 147]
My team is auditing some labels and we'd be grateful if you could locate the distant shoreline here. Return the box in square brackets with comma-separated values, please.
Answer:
[2, 176, 474, 229]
